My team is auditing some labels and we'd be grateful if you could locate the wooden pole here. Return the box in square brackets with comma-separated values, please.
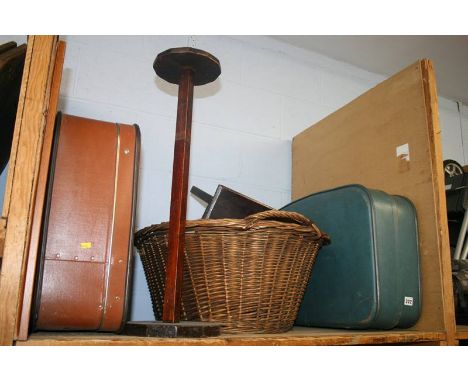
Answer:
[163, 69, 194, 322]
[153, 47, 220, 325]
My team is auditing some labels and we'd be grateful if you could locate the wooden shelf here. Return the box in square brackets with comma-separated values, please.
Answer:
[0, 40, 460, 346]
[456, 325, 468, 340]
[17, 327, 446, 346]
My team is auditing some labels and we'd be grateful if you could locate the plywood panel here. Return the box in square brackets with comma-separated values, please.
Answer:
[0, 36, 58, 346]
[292, 60, 455, 343]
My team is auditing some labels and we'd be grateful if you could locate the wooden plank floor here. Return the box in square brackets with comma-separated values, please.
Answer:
[17, 327, 446, 346]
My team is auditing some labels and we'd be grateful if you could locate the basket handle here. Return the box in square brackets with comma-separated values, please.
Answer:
[244, 210, 330, 243]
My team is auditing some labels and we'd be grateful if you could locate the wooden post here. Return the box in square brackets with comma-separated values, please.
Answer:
[163, 69, 194, 322]
[16, 41, 66, 340]
[420, 59, 457, 345]
[0, 35, 59, 346]
[153, 47, 221, 325]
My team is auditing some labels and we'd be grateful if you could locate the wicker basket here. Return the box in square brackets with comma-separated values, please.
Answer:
[134, 210, 330, 334]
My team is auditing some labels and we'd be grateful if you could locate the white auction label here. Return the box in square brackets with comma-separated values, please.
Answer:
[396, 143, 410, 161]
[404, 296, 414, 306]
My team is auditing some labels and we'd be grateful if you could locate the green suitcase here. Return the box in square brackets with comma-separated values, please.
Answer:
[282, 184, 421, 329]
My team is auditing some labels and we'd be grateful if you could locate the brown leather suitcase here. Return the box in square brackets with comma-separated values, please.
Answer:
[32, 112, 140, 332]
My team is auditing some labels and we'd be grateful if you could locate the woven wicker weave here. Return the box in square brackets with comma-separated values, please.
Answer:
[135, 210, 330, 334]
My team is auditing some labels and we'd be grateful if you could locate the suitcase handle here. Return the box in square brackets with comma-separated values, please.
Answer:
[244, 210, 330, 243]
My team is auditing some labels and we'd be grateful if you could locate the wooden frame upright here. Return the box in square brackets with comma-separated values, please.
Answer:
[0, 36, 61, 346]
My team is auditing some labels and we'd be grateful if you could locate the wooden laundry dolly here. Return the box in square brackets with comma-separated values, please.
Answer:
[124, 47, 221, 338]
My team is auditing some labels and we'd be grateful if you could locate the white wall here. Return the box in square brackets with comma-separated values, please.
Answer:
[1, 35, 467, 320]
[0, 165, 7, 206]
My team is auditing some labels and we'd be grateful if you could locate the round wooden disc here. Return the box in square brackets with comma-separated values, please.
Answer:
[153, 47, 221, 86]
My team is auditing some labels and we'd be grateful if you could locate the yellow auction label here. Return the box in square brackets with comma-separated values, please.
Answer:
[80, 242, 93, 249]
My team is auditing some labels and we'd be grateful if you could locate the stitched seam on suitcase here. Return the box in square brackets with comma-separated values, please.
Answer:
[100, 123, 120, 329]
